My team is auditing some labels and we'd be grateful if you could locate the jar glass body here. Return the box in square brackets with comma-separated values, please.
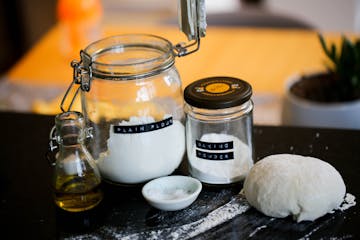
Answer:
[185, 101, 254, 185]
[81, 34, 185, 185]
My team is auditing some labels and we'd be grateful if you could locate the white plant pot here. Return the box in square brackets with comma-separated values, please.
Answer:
[282, 73, 360, 130]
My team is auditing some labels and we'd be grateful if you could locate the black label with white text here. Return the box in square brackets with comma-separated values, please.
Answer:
[113, 117, 173, 134]
[196, 140, 233, 150]
[196, 150, 234, 160]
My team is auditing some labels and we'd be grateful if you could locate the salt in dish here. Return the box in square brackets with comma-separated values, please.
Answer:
[142, 175, 202, 211]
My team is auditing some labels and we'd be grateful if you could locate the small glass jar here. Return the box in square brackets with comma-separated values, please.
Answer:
[184, 76, 254, 185]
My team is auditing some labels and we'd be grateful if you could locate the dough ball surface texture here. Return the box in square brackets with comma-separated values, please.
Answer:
[243, 154, 345, 222]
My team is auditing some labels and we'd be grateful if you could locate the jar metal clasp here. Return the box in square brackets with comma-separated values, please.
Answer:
[60, 50, 92, 112]
[174, 0, 206, 57]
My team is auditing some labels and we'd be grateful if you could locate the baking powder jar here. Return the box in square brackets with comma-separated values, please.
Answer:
[184, 76, 254, 185]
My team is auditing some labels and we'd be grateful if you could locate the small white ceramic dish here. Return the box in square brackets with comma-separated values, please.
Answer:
[142, 175, 202, 211]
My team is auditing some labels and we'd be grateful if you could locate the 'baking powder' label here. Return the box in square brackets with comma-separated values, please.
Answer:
[196, 140, 233, 150]
[113, 117, 173, 134]
[195, 140, 234, 161]
[196, 150, 234, 160]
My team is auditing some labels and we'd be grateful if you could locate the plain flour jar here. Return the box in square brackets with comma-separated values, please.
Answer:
[67, 34, 187, 185]
[184, 76, 254, 185]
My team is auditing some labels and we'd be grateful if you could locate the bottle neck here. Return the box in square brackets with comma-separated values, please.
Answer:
[55, 111, 88, 146]
[59, 133, 85, 146]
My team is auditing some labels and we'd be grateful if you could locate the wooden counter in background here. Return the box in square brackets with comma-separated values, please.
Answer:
[3, 24, 345, 123]
[7, 24, 329, 93]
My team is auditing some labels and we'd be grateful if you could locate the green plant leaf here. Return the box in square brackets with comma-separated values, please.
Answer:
[318, 34, 360, 99]
[351, 76, 359, 86]
[354, 41, 360, 70]
[330, 44, 336, 61]
[318, 34, 336, 63]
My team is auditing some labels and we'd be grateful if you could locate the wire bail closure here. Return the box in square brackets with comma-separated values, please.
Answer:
[173, 34, 201, 57]
[60, 50, 92, 112]
[174, 0, 206, 57]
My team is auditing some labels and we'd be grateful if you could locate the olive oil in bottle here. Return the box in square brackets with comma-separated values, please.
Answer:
[49, 111, 103, 212]
[54, 172, 103, 212]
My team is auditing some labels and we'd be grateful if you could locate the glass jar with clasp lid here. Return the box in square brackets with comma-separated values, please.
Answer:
[60, 0, 207, 185]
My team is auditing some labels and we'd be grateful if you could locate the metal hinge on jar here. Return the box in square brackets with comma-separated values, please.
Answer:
[60, 50, 92, 112]
[174, 0, 206, 57]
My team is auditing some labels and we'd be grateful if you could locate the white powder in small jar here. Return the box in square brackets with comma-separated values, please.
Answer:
[188, 133, 253, 184]
[97, 115, 185, 184]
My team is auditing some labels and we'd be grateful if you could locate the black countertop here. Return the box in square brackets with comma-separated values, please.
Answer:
[0, 112, 359, 239]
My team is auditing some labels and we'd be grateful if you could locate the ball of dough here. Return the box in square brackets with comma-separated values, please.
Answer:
[243, 154, 345, 222]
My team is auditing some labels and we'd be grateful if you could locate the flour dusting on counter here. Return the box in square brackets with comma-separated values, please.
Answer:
[298, 193, 356, 240]
[120, 194, 250, 240]
[338, 193, 356, 211]
[248, 224, 268, 237]
[64, 194, 250, 240]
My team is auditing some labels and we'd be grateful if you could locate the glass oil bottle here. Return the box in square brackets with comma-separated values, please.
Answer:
[48, 111, 103, 212]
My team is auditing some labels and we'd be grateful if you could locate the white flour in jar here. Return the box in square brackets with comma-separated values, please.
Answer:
[188, 133, 253, 184]
[97, 115, 185, 184]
